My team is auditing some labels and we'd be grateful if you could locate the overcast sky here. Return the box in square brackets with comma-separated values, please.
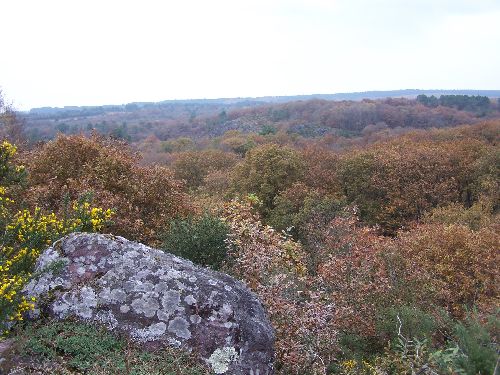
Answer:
[1, 0, 500, 110]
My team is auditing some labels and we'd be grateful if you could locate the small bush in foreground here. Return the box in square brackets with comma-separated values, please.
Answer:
[450, 313, 499, 375]
[334, 312, 499, 375]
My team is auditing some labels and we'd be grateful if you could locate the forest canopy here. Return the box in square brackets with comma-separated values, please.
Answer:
[1, 89, 499, 374]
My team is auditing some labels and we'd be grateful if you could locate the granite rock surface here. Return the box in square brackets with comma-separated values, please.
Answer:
[24, 233, 274, 375]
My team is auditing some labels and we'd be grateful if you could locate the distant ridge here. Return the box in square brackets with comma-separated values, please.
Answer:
[27, 89, 500, 116]
[252, 89, 500, 103]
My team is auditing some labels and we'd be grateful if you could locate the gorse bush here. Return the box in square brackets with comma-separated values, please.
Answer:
[0, 199, 114, 334]
[162, 213, 229, 270]
[0, 140, 114, 334]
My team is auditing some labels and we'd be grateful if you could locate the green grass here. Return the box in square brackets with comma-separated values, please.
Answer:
[5, 320, 209, 375]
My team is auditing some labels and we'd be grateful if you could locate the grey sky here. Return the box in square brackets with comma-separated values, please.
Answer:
[1, 0, 499, 110]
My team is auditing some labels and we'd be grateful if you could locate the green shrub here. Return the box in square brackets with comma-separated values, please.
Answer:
[337, 333, 385, 362]
[424, 201, 494, 231]
[336, 311, 499, 375]
[450, 313, 499, 375]
[162, 213, 229, 270]
[232, 143, 305, 215]
[259, 124, 277, 136]
[268, 182, 345, 241]
[375, 305, 438, 344]
[21, 321, 124, 371]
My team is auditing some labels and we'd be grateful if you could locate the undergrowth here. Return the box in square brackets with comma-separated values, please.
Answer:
[4, 320, 209, 375]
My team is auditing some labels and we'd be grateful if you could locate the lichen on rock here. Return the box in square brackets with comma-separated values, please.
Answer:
[22, 232, 275, 375]
[208, 347, 239, 374]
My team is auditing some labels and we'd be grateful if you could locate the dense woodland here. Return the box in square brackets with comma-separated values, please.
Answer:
[20, 92, 500, 144]
[1, 89, 499, 374]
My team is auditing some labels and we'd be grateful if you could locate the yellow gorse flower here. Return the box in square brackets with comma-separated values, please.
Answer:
[1, 198, 114, 335]
[1, 140, 115, 335]
[341, 359, 357, 370]
[0, 141, 17, 158]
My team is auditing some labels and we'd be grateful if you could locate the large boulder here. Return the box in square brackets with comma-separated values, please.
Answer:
[24, 233, 274, 375]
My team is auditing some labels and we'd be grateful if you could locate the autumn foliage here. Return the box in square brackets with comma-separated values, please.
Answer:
[336, 137, 496, 234]
[232, 143, 305, 214]
[1, 91, 499, 375]
[21, 134, 192, 245]
[223, 198, 336, 373]
[393, 223, 499, 318]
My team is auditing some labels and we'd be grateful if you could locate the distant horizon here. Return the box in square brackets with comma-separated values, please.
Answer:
[1, 1, 499, 111]
[18, 88, 500, 112]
